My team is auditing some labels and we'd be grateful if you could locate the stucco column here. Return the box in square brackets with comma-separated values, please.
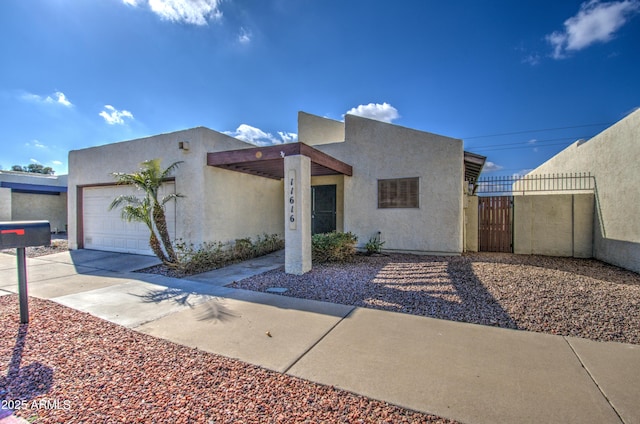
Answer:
[284, 155, 311, 275]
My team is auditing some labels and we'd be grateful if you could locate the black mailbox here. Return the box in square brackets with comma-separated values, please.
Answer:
[1, 220, 51, 324]
[0, 220, 51, 249]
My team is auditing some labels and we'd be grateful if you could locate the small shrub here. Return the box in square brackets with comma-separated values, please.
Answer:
[365, 232, 385, 255]
[252, 233, 285, 257]
[173, 234, 284, 275]
[233, 238, 253, 261]
[312, 231, 358, 263]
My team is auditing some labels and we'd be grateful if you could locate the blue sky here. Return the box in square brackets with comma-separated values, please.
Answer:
[1, 0, 638, 176]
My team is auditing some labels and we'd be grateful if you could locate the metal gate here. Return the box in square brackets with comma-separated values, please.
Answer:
[478, 196, 513, 252]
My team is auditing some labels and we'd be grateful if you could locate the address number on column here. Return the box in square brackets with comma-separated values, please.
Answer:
[288, 170, 296, 230]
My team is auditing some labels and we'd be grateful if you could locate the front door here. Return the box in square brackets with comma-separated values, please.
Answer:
[311, 185, 336, 235]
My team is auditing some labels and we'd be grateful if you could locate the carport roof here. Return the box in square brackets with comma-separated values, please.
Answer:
[0, 181, 68, 194]
[207, 142, 353, 180]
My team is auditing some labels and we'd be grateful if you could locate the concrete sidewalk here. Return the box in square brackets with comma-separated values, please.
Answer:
[1, 250, 639, 424]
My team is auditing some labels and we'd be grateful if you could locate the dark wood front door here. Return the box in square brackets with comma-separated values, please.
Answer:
[312, 185, 336, 235]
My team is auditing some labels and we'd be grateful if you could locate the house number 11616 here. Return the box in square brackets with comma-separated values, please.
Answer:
[288, 170, 296, 230]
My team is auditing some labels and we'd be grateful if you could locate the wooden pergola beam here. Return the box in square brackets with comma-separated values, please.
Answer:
[207, 142, 352, 179]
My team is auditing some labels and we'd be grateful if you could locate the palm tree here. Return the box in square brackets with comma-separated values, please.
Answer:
[110, 159, 183, 265]
[109, 195, 169, 263]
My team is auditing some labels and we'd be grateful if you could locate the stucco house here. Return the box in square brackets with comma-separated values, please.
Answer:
[68, 111, 484, 274]
[524, 108, 640, 273]
[0, 170, 68, 232]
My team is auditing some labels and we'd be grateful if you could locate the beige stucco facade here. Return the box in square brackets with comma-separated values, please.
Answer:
[302, 113, 464, 255]
[69, 112, 470, 262]
[464, 194, 479, 252]
[513, 194, 594, 258]
[0, 171, 68, 231]
[525, 109, 640, 272]
[68, 127, 283, 252]
[0, 188, 11, 221]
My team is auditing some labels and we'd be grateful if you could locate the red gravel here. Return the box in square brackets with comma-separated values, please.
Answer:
[0, 295, 456, 423]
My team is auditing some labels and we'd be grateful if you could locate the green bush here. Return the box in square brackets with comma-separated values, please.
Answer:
[174, 234, 284, 275]
[365, 231, 385, 255]
[312, 231, 358, 263]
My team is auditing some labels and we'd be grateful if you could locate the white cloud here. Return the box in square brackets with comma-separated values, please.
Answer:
[99, 105, 134, 125]
[345, 102, 400, 123]
[483, 161, 504, 172]
[238, 27, 251, 44]
[513, 169, 535, 178]
[21, 91, 73, 107]
[547, 0, 640, 59]
[521, 53, 541, 66]
[48, 91, 72, 107]
[130, 0, 224, 25]
[25, 140, 47, 149]
[30, 158, 40, 164]
[224, 124, 298, 146]
[52, 160, 63, 166]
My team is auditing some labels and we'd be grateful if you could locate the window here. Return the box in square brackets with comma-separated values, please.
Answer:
[378, 177, 419, 208]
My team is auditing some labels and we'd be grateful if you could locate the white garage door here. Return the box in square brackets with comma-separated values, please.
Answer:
[83, 183, 176, 256]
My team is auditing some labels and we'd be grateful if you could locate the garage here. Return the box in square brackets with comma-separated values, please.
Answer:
[82, 183, 176, 256]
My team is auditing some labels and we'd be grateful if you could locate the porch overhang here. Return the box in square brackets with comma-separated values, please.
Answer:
[464, 151, 486, 185]
[207, 142, 353, 180]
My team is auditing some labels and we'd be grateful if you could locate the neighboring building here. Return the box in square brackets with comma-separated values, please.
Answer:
[0, 170, 68, 232]
[68, 111, 484, 273]
[525, 108, 640, 273]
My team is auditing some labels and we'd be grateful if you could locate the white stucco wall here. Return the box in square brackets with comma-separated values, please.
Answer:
[68, 127, 283, 251]
[308, 114, 464, 255]
[526, 109, 640, 272]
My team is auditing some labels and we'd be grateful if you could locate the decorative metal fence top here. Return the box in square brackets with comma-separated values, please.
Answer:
[476, 172, 595, 195]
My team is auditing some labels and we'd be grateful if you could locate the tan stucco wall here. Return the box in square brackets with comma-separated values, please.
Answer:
[514, 194, 593, 258]
[201, 167, 283, 245]
[526, 109, 640, 272]
[298, 111, 345, 146]
[68, 127, 283, 250]
[0, 188, 11, 221]
[312, 114, 464, 254]
[464, 195, 479, 252]
[12, 192, 67, 232]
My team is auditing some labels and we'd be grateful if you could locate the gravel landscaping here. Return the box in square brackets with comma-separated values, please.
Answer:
[0, 295, 455, 423]
[3, 246, 638, 422]
[232, 253, 640, 345]
[0, 237, 68, 258]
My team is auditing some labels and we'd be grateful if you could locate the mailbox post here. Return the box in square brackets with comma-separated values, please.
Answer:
[0, 221, 51, 324]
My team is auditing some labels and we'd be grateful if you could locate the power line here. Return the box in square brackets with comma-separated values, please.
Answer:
[462, 122, 611, 140]
[469, 135, 591, 151]
[470, 140, 579, 153]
